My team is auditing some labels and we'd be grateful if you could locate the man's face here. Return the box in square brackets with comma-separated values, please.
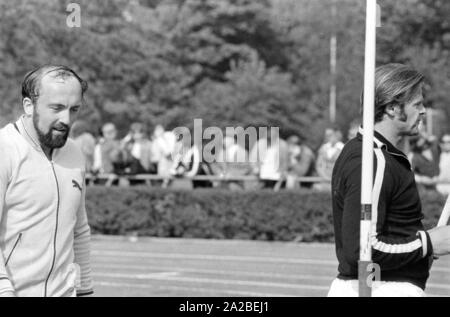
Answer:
[33, 75, 83, 149]
[153, 125, 164, 138]
[102, 124, 117, 141]
[133, 130, 144, 141]
[325, 129, 340, 145]
[287, 136, 299, 147]
[441, 135, 450, 153]
[325, 129, 334, 143]
[396, 89, 425, 137]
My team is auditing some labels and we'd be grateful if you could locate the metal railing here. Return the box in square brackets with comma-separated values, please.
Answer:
[85, 173, 450, 188]
[85, 173, 330, 188]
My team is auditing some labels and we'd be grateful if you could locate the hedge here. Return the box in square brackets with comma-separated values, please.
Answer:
[85, 186, 446, 242]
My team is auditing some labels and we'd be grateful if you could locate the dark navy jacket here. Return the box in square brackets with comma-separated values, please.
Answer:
[332, 130, 434, 290]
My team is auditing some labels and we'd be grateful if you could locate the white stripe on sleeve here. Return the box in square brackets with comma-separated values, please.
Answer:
[370, 148, 422, 254]
[418, 231, 428, 258]
[372, 238, 422, 254]
[371, 148, 386, 237]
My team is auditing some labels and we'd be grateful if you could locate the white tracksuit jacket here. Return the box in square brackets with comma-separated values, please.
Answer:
[0, 117, 93, 297]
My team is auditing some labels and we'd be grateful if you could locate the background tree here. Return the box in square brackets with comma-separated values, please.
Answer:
[0, 0, 448, 146]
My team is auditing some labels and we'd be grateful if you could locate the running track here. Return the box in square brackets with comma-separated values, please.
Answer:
[91, 235, 450, 297]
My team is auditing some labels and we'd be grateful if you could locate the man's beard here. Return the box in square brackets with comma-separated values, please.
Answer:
[33, 112, 70, 149]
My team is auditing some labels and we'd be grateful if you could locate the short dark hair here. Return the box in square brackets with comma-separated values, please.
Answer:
[22, 65, 88, 104]
[130, 122, 147, 134]
[361, 63, 425, 123]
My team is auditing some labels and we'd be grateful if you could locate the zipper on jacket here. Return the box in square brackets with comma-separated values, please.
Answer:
[14, 121, 62, 296]
[44, 161, 60, 297]
[5, 233, 22, 267]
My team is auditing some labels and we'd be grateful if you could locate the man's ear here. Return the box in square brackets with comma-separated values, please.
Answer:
[385, 104, 396, 118]
[388, 104, 407, 122]
[23, 98, 34, 117]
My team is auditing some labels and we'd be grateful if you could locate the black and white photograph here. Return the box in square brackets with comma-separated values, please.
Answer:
[0, 0, 449, 301]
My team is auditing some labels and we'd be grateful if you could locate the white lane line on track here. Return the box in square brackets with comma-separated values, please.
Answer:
[101, 272, 179, 279]
[92, 267, 449, 295]
[94, 281, 447, 297]
[92, 250, 337, 266]
[92, 251, 450, 275]
[92, 236, 336, 248]
[95, 281, 303, 297]
[92, 263, 334, 282]
[93, 272, 330, 291]
[92, 257, 336, 273]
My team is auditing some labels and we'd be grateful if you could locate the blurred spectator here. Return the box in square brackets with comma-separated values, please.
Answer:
[70, 120, 96, 173]
[192, 147, 215, 189]
[250, 132, 289, 190]
[92, 122, 121, 174]
[113, 140, 140, 176]
[151, 125, 176, 184]
[286, 135, 315, 189]
[409, 132, 439, 190]
[121, 122, 156, 174]
[215, 131, 252, 190]
[315, 125, 344, 191]
[170, 134, 200, 178]
[437, 133, 450, 195]
[347, 119, 360, 142]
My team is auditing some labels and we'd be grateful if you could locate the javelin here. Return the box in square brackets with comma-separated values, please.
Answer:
[437, 194, 450, 227]
[359, 0, 378, 298]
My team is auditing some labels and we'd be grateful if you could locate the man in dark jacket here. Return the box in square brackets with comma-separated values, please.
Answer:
[328, 63, 450, 297]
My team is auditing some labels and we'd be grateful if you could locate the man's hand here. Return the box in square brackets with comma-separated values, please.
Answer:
[428, 225, 450, 256]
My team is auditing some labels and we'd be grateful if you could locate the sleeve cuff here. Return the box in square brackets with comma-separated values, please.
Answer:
[77, 289, 94, 297]
[0, 276, 15, 295]
[418, 231, 433, 258]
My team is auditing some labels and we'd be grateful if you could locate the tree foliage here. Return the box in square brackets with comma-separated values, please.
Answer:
[0, 0, 448, 146]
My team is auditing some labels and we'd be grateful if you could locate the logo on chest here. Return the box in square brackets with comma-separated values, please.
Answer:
[72, 180, 82, 191]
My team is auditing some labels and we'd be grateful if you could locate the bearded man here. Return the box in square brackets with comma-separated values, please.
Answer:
[0, 65, 93, 297]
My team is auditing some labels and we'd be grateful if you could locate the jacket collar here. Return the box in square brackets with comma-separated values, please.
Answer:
[15, 116, 42, 153]
[14, 116, 60, 160]
[357, 126, 409, 161]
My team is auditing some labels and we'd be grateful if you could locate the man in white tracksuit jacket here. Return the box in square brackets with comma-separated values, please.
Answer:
[0, 65, 93, 297]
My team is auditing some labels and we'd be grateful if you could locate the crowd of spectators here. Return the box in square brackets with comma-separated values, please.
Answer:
[408, 131, 450, 196]
[70, 120, 450, 193]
